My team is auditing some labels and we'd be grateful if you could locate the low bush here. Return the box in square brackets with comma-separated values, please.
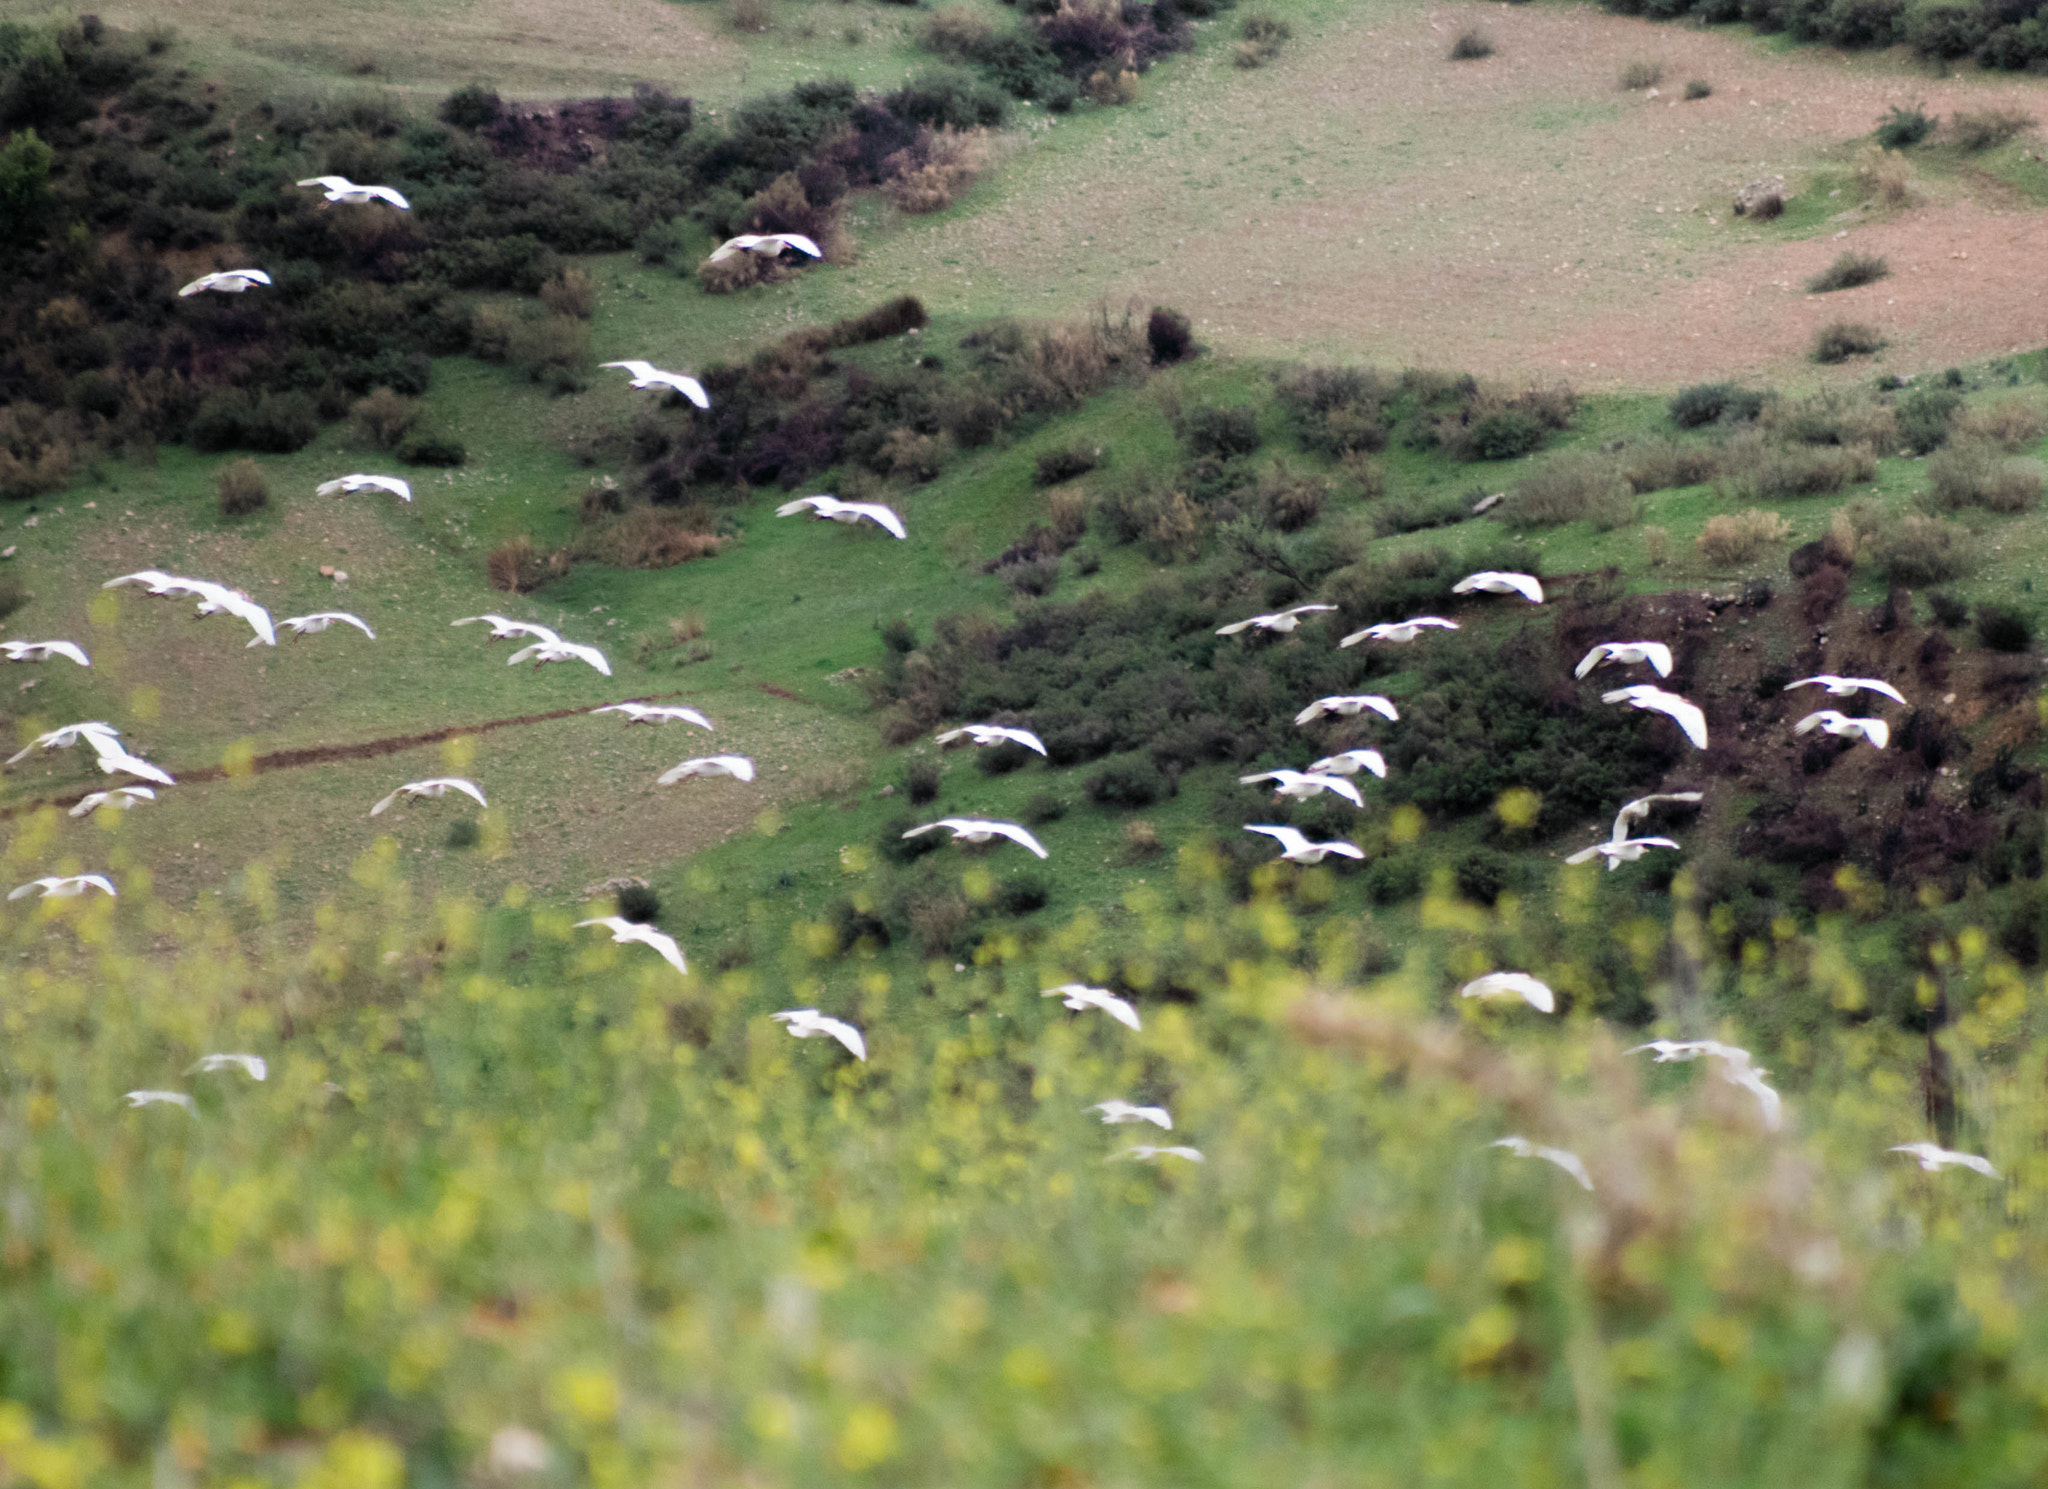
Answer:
[1181, 404, 1261, 459]
[615, 884, 661, 923]
[538, 267, 597, 319]
[444, 819, 480, 850]
[1235, 13, 1291, 65]
[1669, 382, 1764, 428]
[1619, 59, 1664, 88]
[1896, 386, 1962, 455]
[1928, 591, 1970, 627]
[1510, 451, 1636, 527]
[1812, 320, 1886, 364]
[399, 433, 466, 466]
[1976, 603, 2033, 652]
[350, 386, 419, 449]
[1696, 507, 1793, 566]
[886, 68, 1009, 129]
[1762, 387, 1895, 450]
[1086, 754, 1168, 809]
[216, 457, 268, 516]
[922, 7, 998, 60]
[1950, 106, 2033, 151]
[1875, 103, 1935, 149]
[1621, 438, 1721, 493]
[1954, 396, 2047, 451]
[1805, 251, 1888, 293]
[1034, 445, 1100, 486]
[880, 126, 988, 213]
[1449, 27, 1494, 58]
[507, 314, 591, 392]
[1867, 513, 1975, 585]
[1276, 365, 1393, 454]
[904, 757, 942, 805]
[1147, 306, 1194, 365]
[1021, 792, 1067, 825]
[486, 535, 551, 593]
[1685, 78, 1712, 99]
[568, 506, 727, 568]
[438, 83, 501, 129]
[1854, 145, 1915, 207]
[1923, 441, 2041, 513]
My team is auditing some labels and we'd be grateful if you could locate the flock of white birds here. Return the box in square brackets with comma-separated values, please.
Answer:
[107, 194, 1987, 1172]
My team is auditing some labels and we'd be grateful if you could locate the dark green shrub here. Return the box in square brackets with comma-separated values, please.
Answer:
[1868, 514, 1974, 585]
[1464, 409, 1544, 461]
[438, 84, 501, 129]
[1366, 855, 1423, 904]
[1928, 591, 1969, 627]
[1875, 103, 1934, 149]
[1806, 251, 1889, 293]
[1976, 604, 2033, 652]
[398, 433, 466, 466]
[1035, 445, 1100, 485]
[1181, 404, 1260, 459]
[1086, 754, 1167, 808]
[615, 884, 661, 922]
[885, 69, 1008, 129]
[1449, 27, 1494, 58]
[1021, 792, 1067, 825]
[1619, 59, 1664, 88]
[905, 757, 942, 805]
[1147, 306, 1194, 365]
[1896, 387, 1962, 455]
[445, 819, 480, 850]
[1455, 848, 1515, 906]
[1813, 321, 1886, 364]
[1276, 366, 1393, 454]
[1905, 0, 1987, 58]
[881, 813, 945, 864]
[1685, 78, 1713, 99]
[994, 876, 1050, 915]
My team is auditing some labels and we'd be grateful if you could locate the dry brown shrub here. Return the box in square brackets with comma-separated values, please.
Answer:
[1954, 396, 2047, 452]
[350, 386, 419, 449]
[878, 428, 945, 481]
[1696, 508, 1792, 567]
[697, 254, 768, 295]
[1047, 488, 1088, 547]
[1922, 441, 2042, 514]
[1854, 145, 1915, 208]
[573, 505, 726, 569]
[1622, 438, 1720, 494]
[507, 315, 590, 382]
[487, 536, 551, 593]
[907, 890, 969, 956]
[881, 127, 989, 214]
[1124, 819, 1162, 858]
[0, 405, 76, 500]
[1762, 388, 1896, 452]
[216, 457, 268, 516]
[538, 267, 596, 320]
[1086, 68, 1140, 105]
[1148, 489, 1203, 561]
[729, 0, 773, 31]
[469, 304, 517, 361]
[1643, 526, 1671, 566]
[922, 6, 995, 58]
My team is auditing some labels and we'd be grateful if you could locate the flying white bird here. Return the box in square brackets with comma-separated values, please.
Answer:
[8, 721, 121, 765]
[1453, 571, 1545, 604]
[1215, 604, 1337, 637]
[709, 232, 823, 262]
[1610, 791, 1703, 843]
[590, 702, 714, 730]
[0, 640, 90, 666]
[125, 1090, 195, 1113]
[774, 495, 907, 539]
[657, 755, 755, 785]
[1628, 1039, 1753, 1066]
[1238, 769, 1365, 808]
[1090, 1100, 1172, 1130]
[575, 916, 688, 976]
[1294, 694, 1398, 726]
[1306, 749, 1388, 779]
[1245, 824, 1365, 864]
[269, 612, 375, 644]
[90, 742, 174, 786]
[935, 724, 1048, 756]
[370, 778, 487, 816]
[177, 269, 271, 297]
[1491, 1136, 1592, 1191]
[903, 818, 1049, 859]
[507, 639, 612, 677]
[1565, 835, 1682, 871]
[1603, 685, 1708, 749]
[297, 175, 409, 209]
[1043, 983, 1141, 1030]
[599, 361, 711, 408]
[69, 786, 156, 817]
[1575, 641, 1674, 679]
[1794, 711, 1889, 751]
[453, 615, 561, 644]
[1118, 1145, 1204, 1163]
[103, 570, 212, 597]
[1787, 675, 1908, 707]
[317, 474, 413, 502]
[1340, 616, 1459, 647]
[771, 1008, 866, 1060]
[1459, 972, 1556, 1013]
[187, 581, 277, 646]
[1889, 1143, 1999, 1178]
[189, 1053, 267, 1081]
[1727, 1062, 1784, 1130]
[9, 874, 116, 900]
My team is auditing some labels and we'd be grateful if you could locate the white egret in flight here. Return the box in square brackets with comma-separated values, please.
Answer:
[1340, 616, 1458, 647]
[1294, 694, 1398, 726]
[1090, 1100, 1172, 1130]
[1459, 972, 1555, 1013]
[1628, 1039, 1753, 1065]
[1575, 641, 1673, 679]
[1610, 791, 1703, 843]
[709, 232, 822, 262]
[91, 741, 174, 786]
[1889, 1143, 1998, 1177]
[1244, 824, 1364, 864]
[178, 269, 272, 296]
[902, 818, 1049, 859]
[453, 615, 560, 643]
[591, 702, 714, 729]
[1603, 685, 1708, 749]
[775, 495, 907, 539]
[1118, 1145, 1204, 1163]
[125, 1090, 195, 1112]
[189, 1053, 267, 1080]
[507, 639, 612, 676]
[1238, 769, 1364, 808]
[317, 474, 413, 502]
[187, 581, 277, 646]
[1565, 836, 1681, 871]
[297, 175, 409, 208]
[658, 755, 755, 784]
[1788, 675, 1907, 706]
[70, 786, 156, 817]
[8, 721, 120, 764]
[599, 361, 711, 408]
[1043, 983, 1140, 1030]
[1453, 571, 1544, 604]
[1491, 1136, 1592, 1190]
[270, 613, 375, 643]
[1794, 711, 1889, 750]
[1216, 604, 1336, 636]
[9, 874, 116, 900]
[1306, 749, 1388, 779]
[0, 640, 90, 665]
[575, 916, 688, 975]
[771, 1008, 866, 1060]
[935, 724, 1047, 756]
[370, 778, 486, 816]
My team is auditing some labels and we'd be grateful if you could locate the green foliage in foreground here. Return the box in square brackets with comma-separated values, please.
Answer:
[3, 827, 2048, 1486]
